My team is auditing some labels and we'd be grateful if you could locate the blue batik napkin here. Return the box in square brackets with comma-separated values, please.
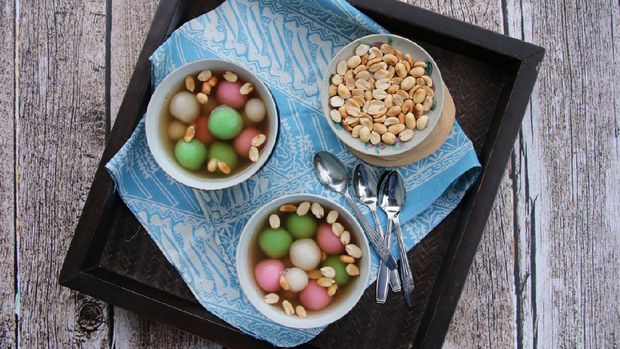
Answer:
[106, 0, 481, 346]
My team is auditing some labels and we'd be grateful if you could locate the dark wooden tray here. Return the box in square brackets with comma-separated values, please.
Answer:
[59, 0, 544, 348]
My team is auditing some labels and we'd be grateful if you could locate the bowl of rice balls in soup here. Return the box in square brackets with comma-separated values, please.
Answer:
[236, 194, 371, 328]
[145, 59, 278, 190]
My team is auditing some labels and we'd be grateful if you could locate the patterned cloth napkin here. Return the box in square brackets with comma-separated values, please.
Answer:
[106, 0, 481, 346]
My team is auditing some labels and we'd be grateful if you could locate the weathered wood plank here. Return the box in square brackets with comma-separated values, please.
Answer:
[16, 0, 110, 347]
[109, 0, 159, 127]
[109, 1, 220, 347]
[0, 0, 16, 347]
[506, 0, 620, 348]
[402, 1, 518, 348]
[113, 308, 222, 349]
[444, 175, 516, 349]
[407, 0, 504, 32]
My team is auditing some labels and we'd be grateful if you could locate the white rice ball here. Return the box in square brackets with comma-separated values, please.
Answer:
[289, 239, 321, 271]
[169, 91, 199, 123]
[244, 98, 266, 123]
[283, 267, 308, 292]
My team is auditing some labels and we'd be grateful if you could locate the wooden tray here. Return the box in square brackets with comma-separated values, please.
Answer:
[59, 1, 544, 348]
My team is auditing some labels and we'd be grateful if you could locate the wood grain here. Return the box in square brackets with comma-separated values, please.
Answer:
[109, 0, 159, 127]
[15, 0, 110, 347]
[403, 1, 518, 348]
[506, 0, 620, 347]
[3, 0, 618, 347]
[407, 0, 504, 32]
[112, 308, 221, 349]
[108, 1, 219, 347]
[444, 175, 516, 349]
[0, 0, 15, 347]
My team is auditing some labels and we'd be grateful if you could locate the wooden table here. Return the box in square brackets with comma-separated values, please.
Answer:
[1, 0, 617, 347]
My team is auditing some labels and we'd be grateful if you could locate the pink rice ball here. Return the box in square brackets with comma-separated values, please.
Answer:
[299, 280, 332, 311]
[233, 128, 261, 159]
[316, 223, 345, 254]
[216, 81, 248, 110]
[254, 259, 284, 292]
[194, 115, 214, 145]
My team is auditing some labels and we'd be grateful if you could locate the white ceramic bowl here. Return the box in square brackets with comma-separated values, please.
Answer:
[236, 194, 371, 329]
[321, 34, 444, 157]
[145, 59, 278, 190]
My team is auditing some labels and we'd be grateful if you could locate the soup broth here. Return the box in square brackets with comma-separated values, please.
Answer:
[161, 69, 270, 178]
[248, 201, 363, 317]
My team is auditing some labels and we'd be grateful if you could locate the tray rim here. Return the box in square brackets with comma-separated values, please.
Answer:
[59, 1, 544, 348]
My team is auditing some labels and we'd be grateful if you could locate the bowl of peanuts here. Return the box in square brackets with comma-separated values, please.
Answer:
[321, 34, 444, 157]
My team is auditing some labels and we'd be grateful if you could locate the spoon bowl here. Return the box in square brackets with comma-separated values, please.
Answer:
[378, 171, 407, 216]
[312, 152, 397, 270]
[312, 152, 349, 193]
[352, 164, 379, 207]
[353, 163, 402, 302]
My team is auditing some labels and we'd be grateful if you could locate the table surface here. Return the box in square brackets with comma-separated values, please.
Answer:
[1, 0, 618, 348]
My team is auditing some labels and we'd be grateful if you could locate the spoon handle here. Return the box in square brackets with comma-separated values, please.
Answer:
[371, 208, 402, 290]
[343, 192, 397, 270]
[376, 218, 392, 303]
[370, 209, 383, 236]
[373, 210, 401, 302]
[385, 232, 402, 292]
[392, 215, 415, 308]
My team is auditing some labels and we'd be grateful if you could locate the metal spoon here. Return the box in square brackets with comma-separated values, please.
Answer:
[378, 170, 415, 307]
[352, 164, 402, 303]
[375, 169, 403, 295]
[313, 152, 397, 270]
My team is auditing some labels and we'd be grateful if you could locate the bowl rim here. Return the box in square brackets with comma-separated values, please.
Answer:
[320, 33, 444, 157]
[145, 58, 279, 191]
[236, 193, 371, 329]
